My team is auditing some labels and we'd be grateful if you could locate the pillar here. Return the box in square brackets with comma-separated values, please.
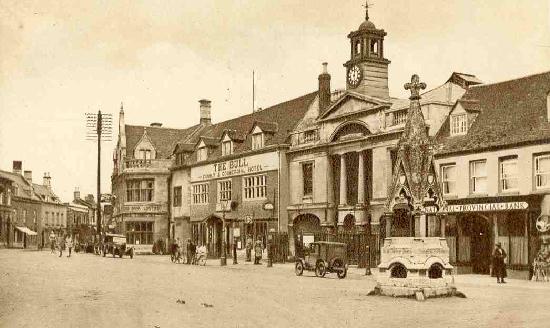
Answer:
[440, 215, 446, 237]
[357, 151, 365, 205]
[327, 155, 335, 207]
[385, 216, 392, 238]
[339, 154, 347, 206]
[418, 213, 427, 237]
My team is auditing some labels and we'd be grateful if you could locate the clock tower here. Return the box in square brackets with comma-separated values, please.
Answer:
[344, 4, 390, 100]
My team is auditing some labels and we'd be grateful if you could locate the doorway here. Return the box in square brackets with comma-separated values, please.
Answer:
[469, 215, 492, 274]
[206, 216, 222, 258]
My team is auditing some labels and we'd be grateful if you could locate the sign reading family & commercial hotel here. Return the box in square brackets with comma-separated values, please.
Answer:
[434, 201, 529, 213]
[191, 152, 279, 182]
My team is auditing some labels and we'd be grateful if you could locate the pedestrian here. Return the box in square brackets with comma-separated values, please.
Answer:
[492, 242, 507, 283]
[185, 239, 191, 264]
[189, 240, 196, 265]
[245, 235, 253, 262]
[49, 232, 56, 254]
[66, 235, 73, 257]
[254, 240, 263, 265]
[57, 235, 65, 258]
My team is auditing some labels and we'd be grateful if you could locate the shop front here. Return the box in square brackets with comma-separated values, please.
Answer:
[441, 195, 542, 279]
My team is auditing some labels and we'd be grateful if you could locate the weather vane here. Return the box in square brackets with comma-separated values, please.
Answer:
[362, 1, 374, 21]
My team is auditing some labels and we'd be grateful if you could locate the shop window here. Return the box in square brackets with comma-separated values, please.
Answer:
[499, 156, 518, 192]
[451, 114, 467, 136]
[243, 174, 267, 200]
[126, 179, 154, 202]
[218, 180, 232, 202]
[498, 215, 525, 236]
[302, 162, 314, 197]
[126, 222, 153, 245]
[173, 186, 182, 207]
[469, 160, 487, 194]
[440, 164, 456, 195]
[535, 154, 550, 189]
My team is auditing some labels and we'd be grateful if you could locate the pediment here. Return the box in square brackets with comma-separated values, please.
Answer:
[319, 92, 390, 121]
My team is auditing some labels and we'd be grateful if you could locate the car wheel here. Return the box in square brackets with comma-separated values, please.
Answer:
[295, 261, 304, 276]
[315, 261, 326, 278]
[337, 268, 347, 279]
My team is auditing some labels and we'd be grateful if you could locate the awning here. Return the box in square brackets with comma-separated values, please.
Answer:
[15, 226, 37, 236]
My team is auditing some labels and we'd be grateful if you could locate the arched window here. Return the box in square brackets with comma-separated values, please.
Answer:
[354, 40, 361, 56]
[370, 39, 378, 55]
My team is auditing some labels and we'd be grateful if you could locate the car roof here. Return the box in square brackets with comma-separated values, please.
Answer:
[105, 233, 125, 238]
[312, 241, 346, 246]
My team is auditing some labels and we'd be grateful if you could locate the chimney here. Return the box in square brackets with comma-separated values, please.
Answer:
[318, 62, 331, 114]
[74, 187, 80, 201]
[85, 194, 95, 204]
[43, 172, 51, 189]
[199, 99, 212, 125]
[150, 122, 162, 127]
[12, 161, 22, 175]
[23, 170, 32, 183]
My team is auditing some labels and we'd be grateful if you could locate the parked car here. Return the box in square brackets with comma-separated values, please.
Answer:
[295, 241, 348, 278]
[102, 233, 134, 259]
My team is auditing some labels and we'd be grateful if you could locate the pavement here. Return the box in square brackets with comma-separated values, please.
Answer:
[1, 248, 549, 328]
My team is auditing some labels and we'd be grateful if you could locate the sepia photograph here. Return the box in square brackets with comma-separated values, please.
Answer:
[1, 1, 550, 327]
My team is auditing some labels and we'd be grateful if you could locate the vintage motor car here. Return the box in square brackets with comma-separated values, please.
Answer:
[295, 241, 348, 278]
[102, 233, 134, 259]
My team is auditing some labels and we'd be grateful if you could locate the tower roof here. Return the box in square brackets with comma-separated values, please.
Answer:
[358, 19, 376, 31]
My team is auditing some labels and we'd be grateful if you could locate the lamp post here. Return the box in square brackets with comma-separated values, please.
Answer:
[232, 222, 238, 265]
[267, 228, 275, 268]
[220, 200, 228, 266]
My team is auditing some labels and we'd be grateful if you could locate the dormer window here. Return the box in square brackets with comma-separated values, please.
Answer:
[222, 140, 233, 156]
[252, 133, 264, 150]
[450, 114, 467, 135]
[197, 146, 207, 161]
[139, 149, 152, 160]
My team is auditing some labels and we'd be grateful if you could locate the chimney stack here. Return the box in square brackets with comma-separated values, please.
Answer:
[74, 187, 81, 201]
[199, 99, 212, 125]
[12, 161, 22, 175]
[318, 62, 331, 114]
[24, 170, 32, 183]
[85, 194, 95, 204]
[43, 172, 51, 189]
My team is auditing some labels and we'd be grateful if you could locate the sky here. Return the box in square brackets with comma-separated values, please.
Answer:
[1, 0, 549, 202]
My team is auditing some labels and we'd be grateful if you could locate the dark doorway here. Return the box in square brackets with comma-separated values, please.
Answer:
[343, 214, 355, 232]
[470, 215, 492, 274]
[206, 216, 222, 258]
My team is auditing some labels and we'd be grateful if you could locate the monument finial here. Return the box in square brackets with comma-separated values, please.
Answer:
[404, 74, 427, 100]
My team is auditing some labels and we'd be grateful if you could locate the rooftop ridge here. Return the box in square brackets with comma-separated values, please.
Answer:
[470, 70, 550, 89]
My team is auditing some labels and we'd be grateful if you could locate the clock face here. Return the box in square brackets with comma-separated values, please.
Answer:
[347, 65, 362, 88]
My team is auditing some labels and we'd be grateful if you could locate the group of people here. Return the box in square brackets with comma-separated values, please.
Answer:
[171, 238, 198, 264]
[49, 232, 74, 258]
[245, 235, 264, 264]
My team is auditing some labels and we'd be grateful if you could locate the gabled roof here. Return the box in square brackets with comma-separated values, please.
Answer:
[0, 170, 40, 201]
[32, 183, 61, 203]
[436, 71, 550, 156]
[174, 143, 196, 153]
[446, 72, 483, 86]
[249, 121, 278, 134]
[319, 91, 391, 119]
[184, 92, 316, 163]
[197, 136, 219, 148]
[125, 124, 202, 159]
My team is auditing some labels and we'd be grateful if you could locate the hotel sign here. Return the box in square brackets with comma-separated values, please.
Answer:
[439, 202, 528, 213]
[191, 152, 279, 182]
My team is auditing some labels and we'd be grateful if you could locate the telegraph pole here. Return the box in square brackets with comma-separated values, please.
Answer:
[86, 110, 112, 236]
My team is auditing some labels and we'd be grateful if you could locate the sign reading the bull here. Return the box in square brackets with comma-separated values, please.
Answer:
[191, 152, 279, 182]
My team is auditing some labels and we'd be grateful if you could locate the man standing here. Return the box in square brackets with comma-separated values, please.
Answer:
[49, 232, 56, 254]
[254, 240, 263, 265]
[189, 240, 196, 265]
[57, 234, 65, 258]
[66, 235, 73, 257]
[492, 242, 507, 283]
[245, 235, 253, 262]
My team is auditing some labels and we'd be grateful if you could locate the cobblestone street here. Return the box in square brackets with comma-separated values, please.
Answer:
[0, 249, 549, 328]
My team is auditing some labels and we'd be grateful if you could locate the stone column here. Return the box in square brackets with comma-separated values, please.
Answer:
[419, 213, 427, 237]
[357, 150, 365, 205]
[385, 216, 392, 238]
[339, 154, 347, 206]
[440, 215, 446, 237]
[327, 155, 335, 206]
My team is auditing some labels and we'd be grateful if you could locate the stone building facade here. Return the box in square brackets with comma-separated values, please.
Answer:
[112, 105, 203, 253]
[285, 11, 479, 255]
[170, 95, 315, 257]
[0, 174, 15, 247]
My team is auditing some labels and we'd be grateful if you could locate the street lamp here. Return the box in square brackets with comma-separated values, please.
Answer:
[220, 200, 229, 266]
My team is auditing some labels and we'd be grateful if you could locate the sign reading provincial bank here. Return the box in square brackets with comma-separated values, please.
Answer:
[191, 152, 279, 182]
[439, 201, 528, 213]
